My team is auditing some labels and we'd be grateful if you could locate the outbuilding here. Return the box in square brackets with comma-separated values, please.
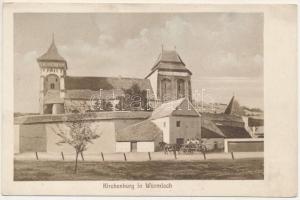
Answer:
[116, 120, 163, 152]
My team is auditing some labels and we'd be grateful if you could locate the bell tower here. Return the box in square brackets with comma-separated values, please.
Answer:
[37, 35, 67, 114]
[146, 47, 192, 102]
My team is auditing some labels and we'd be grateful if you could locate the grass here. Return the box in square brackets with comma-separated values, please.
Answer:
[14, 158, 263, 180]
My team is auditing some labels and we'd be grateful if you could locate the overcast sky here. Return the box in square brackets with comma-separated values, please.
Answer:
[14, 13, 263, 113]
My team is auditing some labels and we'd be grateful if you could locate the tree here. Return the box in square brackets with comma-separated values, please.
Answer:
[55, 112, 100, 173]
[120, 84, 152, 111]
[91, 98, 114, 112]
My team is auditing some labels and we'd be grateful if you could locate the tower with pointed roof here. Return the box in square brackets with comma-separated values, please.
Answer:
[146, 47, 192, 102]
[37, 35, 67, 114]
[224, 95, 243, 116]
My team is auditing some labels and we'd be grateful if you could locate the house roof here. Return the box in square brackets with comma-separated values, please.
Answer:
[116, 120, 163, 142]
[64, 76, 155, 100]
[201, 113, 251, 138]
[14, 111, 152, 125]
[151, 98, 200, 120]
[146, 49, 192, 78]
[201, 118, 225, 138]
[224, 96, 243, 115]
[217, 125, 251, 138]
[65, 89, 125, 100]
[201, 127, 224, 138]
[37, 38, 66, 63]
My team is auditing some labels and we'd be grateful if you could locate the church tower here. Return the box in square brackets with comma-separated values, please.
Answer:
[37, 35, 67, 114]
[146, 47, 192, 102]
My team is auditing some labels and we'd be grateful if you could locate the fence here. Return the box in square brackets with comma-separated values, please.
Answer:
[15, 151, 263, 162]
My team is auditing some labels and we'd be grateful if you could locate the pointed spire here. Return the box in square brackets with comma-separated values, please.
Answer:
[52, 32, 55, 44]
[37, 34, 66, 62]
[224, 95, 242, 115]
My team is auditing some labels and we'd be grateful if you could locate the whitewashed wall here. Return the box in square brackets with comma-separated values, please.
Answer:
[152, 117, 170, 143]
[116, 142, 131, 152]
[137, 142, 154, 152]
[46, 120, 116, 153]
[169, 116, 201, 144]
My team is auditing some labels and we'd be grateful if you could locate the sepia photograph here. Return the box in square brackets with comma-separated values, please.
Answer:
[1, 2, 297, 197]
[13, 12, 264, 181]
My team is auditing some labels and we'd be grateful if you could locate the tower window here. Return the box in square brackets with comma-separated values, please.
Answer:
[177, 79, 185, 98]
[176, 121, 181, 127]
[56, 78, 58, 82]
[50, 83, 55, 89]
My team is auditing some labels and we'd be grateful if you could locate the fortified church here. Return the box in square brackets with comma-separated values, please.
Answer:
[38, 37, 192, 114]
[14, 37, 254, 154]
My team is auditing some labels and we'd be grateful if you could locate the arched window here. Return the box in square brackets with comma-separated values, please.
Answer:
[45, 74, 60, 91]
[177, 79, 185, 98]
[161, 78, 171, 101]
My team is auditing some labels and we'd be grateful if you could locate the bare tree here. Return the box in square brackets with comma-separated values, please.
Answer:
[55, 111, 100, 173]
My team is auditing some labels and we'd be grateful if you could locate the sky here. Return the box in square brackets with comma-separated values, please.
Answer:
[14, 13, 263, 113]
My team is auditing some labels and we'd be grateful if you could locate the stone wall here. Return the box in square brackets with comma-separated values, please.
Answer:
[14, 111, 151, 154]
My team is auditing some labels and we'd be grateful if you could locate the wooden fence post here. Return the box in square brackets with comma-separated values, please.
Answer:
[81, 152, 84, 161]
[231, 152, 235, 160]
[61, 152, 65, 161]
[123, 153, 127, 161]
[148, 152, 151, 161]
[203, 151, 206, 160]
[173, 150, 177, 160]
[35, 152, 39, 160]
[101, 152, 105, 161]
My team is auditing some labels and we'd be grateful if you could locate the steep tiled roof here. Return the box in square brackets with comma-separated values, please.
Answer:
[64, 76, 154, 100]
[116, 120, 162, 142]
[202, 113, 251, 138]
[146, 49, 192, 78]
[217, 125, 251, 138]
[201, 127, 224, 138]
[151, 98, 184, 119]
[201, 118, 225, 138]
[37, 39, 66, 63]
[151, 98, 200, 119]
[65, 89, 125, 100]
